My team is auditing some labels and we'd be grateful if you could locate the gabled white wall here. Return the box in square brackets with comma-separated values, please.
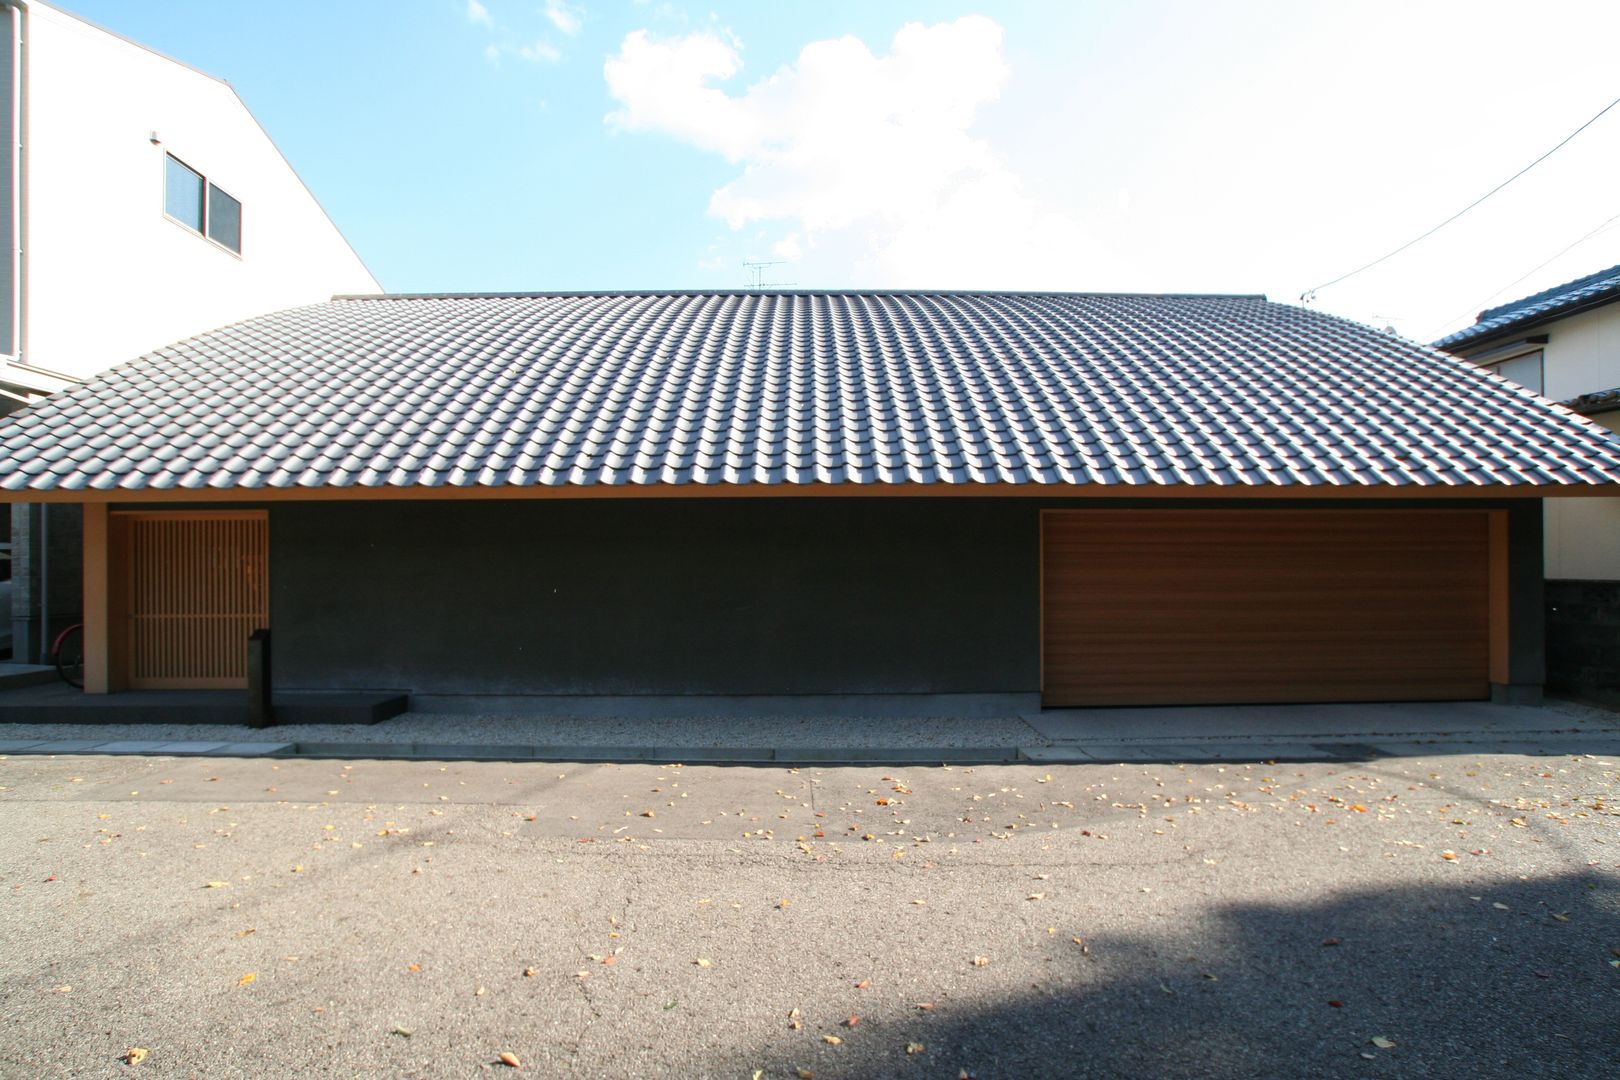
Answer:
[1537, 303, 1620, 402]
[1536, 303, 1620, 580]
[20, 1, 378, 378]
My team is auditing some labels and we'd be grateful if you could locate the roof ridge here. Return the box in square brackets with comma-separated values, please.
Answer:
[329, 289, 1271, 302]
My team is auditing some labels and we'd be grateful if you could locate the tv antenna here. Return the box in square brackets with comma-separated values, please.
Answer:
[743, 259, 795, 290]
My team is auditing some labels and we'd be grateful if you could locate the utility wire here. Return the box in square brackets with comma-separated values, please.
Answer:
[1301, 93, 1620, 302]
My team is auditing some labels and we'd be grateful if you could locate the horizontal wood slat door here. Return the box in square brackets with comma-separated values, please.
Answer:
[124, 511, 268, 690]
[1041, 510, 1490, 707]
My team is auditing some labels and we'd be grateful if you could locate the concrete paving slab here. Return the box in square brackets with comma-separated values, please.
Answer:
[0, 739, 47, 753]
[214, 742, 295, 756]
[151, 741, 232, 754]
[89, 741, 180, 754]
[23, 740, 110, 752]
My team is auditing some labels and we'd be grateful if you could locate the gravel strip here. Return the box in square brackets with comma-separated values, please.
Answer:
[0, 711, 1054, 750]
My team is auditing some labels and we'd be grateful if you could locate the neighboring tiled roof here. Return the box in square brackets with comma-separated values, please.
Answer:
[1435, 263, 1620, 350]
[1562, 387, 1620, 416]
[3, 290, 1620, 494]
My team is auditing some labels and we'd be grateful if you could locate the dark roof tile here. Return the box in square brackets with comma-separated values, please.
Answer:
[2, 291, 1619, 493]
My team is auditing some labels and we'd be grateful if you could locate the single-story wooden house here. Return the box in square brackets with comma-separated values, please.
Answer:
[3, 290, 1619, 712]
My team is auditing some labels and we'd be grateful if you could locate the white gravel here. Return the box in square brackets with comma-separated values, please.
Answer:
[0, 711, 1054, 750]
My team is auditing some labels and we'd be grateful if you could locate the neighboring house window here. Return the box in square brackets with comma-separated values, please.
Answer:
[1482, 350, 1543, 395]
[163, 153, 242, 254]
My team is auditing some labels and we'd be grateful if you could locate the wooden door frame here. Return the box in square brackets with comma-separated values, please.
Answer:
[82, 507, 268, 693]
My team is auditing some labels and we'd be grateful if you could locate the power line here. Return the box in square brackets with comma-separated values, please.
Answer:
[1301, 93, 1620, 303]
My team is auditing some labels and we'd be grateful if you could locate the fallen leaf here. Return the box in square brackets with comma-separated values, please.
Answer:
[796, 1070, 814, 1079]
[523, 967, 536, 977]
[1440, 851, 1458, 861]
[1371, 1036, 1396, 1049]
[971, 956, 990, 967]
[777, 898, 791, 909]
[407, 963, 422, 973]
[601, 955, 616, 966]
[822, 1035, 842, 1046]
[843, 1015, 860, 1028]
[1551, 913, 1570, 923]
[1027, 893, 1045, 901]
[237, 973, 256, 987]
[914, 1002, 934, 1011]
[1328, 1000, 1343, 1008]
[854, 978, 871, 989]
[203, 881, 230, 889]
[694, 958, 712, 968]
[497, 1051, 521, 1068]
[1492, 902, 1511, 911]
[906, 1042, 925, 1055]
[1321, 937, 1341, 947]
[640, 810, 655, 818]
[124, 1048, 148, 1065]
[391, 1025, 413, 1038]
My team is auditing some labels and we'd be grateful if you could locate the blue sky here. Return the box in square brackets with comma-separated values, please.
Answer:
[63, 0, 1620, 342]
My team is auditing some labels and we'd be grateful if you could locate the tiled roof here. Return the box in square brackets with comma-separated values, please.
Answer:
[1435, 263, 1620, 350]
[3, 290, 1619, 494]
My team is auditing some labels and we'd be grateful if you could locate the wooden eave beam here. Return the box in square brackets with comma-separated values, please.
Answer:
[2, 481, 1618, 504]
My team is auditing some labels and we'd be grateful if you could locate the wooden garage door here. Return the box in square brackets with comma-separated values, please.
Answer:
[1041, 510, 1492, 707]
[124, 511, 269, 690]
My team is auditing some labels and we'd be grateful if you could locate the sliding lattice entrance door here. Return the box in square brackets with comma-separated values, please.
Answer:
[123, 511, 269, 689]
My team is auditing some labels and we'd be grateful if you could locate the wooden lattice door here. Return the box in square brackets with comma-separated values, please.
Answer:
[124, 511, 269, 689]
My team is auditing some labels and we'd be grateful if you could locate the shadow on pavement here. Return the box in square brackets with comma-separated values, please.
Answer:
[718, 872, 1619, 1080]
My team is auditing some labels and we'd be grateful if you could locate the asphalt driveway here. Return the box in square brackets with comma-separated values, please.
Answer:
[2, 748, 1617, 1078]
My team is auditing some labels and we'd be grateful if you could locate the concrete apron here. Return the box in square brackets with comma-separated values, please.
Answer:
[0, 700, 1617, 766]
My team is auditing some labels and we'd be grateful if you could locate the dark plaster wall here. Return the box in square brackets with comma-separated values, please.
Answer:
[269, 498, 1041, 695]
[1546, 580, 1620, 703]
[8, 502, 83, 664]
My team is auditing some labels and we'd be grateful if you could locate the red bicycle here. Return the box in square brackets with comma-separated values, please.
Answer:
[51, 622, 84, 689]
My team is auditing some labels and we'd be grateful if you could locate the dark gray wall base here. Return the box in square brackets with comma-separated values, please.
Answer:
[1545, 579, 1620, 698]
[1490, 682, 1544, 706]
[0, 689, 406, 725]
[406, 692, 1041, 719]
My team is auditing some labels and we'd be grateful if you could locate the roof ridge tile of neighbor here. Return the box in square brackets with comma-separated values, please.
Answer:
[1436, 262, 1620, 349]
[0, 291, 1618, 496]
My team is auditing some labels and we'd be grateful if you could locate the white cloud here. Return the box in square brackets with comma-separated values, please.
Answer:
[518, 38, 563, 63]
[603, 17, 1090, 287]
[484, 43, 501, 64]
[543, 0, 584, 36]
[466, 0, 492, 27]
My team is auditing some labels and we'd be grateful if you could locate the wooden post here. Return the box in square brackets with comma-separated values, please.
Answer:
[82, 503, 109, 694]
[1488, 509, 1510, 688]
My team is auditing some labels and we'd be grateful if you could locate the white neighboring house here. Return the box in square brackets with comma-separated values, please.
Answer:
[1435, 263, 1620, 703]
[1, 0, 379, 662]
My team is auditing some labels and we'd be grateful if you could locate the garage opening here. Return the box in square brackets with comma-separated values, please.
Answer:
[1041, 509, 1498, 707]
